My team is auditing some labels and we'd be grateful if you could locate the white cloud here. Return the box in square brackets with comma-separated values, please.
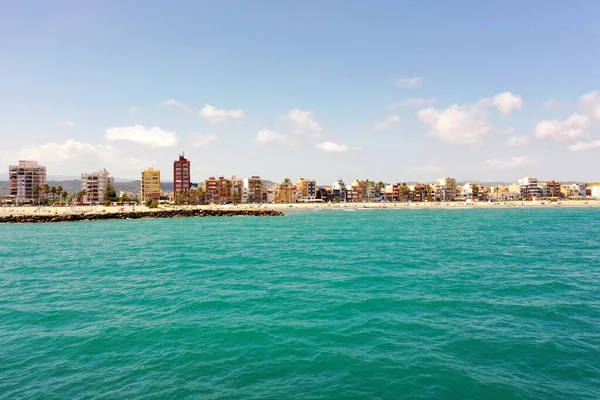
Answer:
[578, 91, 600, 119]
[372, 114, 400, 130]
[534, 113, 590, 141]
[59, 120, 75, 127]
[199, 104, 244, 123]
[316, 141, 350, 153]
[256, 129, 287, 144]
[484, 156, 533, 170]
[159, 98, 192, 112]
[568, 140, 600, 152]
[418, 104, 490, 144]
[542, 99, 562, 110]
[507, 135, 530, 147]
[14, 139, 152, 178]
[106, 125, 178, 148]
[191, 133, 218, 148]
[19, 139, 118, 165]
[396, 97, 438, 107]
[129, 106, 140, 114]
[288, 109, 323, 136]
[394, 77, 421, 88]
[487, 92, 523, 116]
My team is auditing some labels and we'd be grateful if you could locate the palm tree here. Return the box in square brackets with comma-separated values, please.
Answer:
[33, 184, 42, 206]
[56, 186, 63, 205]
[43, 184, 50, 204]
[232, 191, 240, 206]
[50, 186, 57, 205]
[75, 190, 85, 204]
[61, 191, 68, 204]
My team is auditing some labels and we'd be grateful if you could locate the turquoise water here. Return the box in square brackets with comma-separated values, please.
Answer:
[1, 208, 599, 399]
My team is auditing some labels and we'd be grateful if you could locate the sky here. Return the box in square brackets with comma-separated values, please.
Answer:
[1, 0, 599, 183]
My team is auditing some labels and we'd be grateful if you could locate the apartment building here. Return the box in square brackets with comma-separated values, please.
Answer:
[8, 160, 47, 204]
[173, 154, 191, 195]
[243, 176, 267, 203]
[205, 176, 243, 204]
[436, 177, 457, 201]
[296, 178, 316, 201]
[540, 180, 561, 198]
[81, 169, 114, 204]
[141, 168, 161, 201]
[518, 176, 542, 198]
[332, 180, 347, 202]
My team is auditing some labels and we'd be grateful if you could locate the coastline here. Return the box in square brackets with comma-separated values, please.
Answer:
[1, 199, 599, 221]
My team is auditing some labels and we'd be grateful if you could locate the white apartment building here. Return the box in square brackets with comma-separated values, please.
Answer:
[518, 176, 542, 198]
[81, 169, 114, 204]
[592, 185, 600, 199]
[8, 160, 47, 204]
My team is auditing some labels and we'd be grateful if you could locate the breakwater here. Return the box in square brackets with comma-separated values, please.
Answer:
[0, 208, 285, 224]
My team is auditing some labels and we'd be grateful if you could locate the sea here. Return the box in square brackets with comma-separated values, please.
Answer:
[1, 208, 599, 399]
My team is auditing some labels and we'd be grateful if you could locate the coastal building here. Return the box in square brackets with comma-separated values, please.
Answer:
[518, 176, 542, 198]
[350, 180, 365, 202]
[411, 183, 429, 202]
[173, 153, 191, 195]
[332, 180, 347, 202]
[561, 183, 586, 199]
[296, 178, 316, 201]
[81, 169, 114, 204]
[364, 180, 376, 202]
[462, 182, 480, 200]
[243, 176, 267, 203]
[592, 184, 600, 199]
[275, 180, 294, 203]
[8, 160, 47, 204]
[436, 177, 457, 201]
[141, 168, 161, 202]
[539, 180, 561, 198]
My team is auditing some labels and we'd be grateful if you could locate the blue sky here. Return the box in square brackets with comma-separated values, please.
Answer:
[1, 1, 599, 183]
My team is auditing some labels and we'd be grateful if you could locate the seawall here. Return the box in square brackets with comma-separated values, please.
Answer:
[0, 209, 285, 224]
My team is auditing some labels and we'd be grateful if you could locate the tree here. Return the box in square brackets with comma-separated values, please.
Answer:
[61, 191, 68, 204]
[56, 186, 63, 204]
[75, 190, 85, 204]
[232, 191, 239, 205]
[43, 184, 50, 204]
[104, 186, 118, 202]
[50, 186, 57, 205]
[33, 184, 42, 206]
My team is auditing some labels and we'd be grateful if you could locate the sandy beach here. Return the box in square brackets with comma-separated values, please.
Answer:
[1, 200, 599, 217]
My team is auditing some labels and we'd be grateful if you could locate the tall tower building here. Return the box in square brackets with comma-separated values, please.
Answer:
[141, 168, 161, 202]
[173, 153, 191, 194]
[8, 160, 47, 204]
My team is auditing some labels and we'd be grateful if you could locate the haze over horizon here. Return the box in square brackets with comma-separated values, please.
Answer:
[1, 1, 600, 183]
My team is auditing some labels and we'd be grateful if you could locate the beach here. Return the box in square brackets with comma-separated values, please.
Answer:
[1, 199, 599, 217]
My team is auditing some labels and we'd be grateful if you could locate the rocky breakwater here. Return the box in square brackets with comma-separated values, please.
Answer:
[0, 209, 285, 224]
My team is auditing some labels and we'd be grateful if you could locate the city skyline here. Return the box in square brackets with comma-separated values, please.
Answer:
[1, 1, 600, 182]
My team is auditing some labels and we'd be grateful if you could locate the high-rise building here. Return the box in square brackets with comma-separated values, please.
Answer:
[141, 168, 161, 202]
[173, 153, 191, 195]
[8, 160, 47, 204]
[81, 169, 114, 204]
